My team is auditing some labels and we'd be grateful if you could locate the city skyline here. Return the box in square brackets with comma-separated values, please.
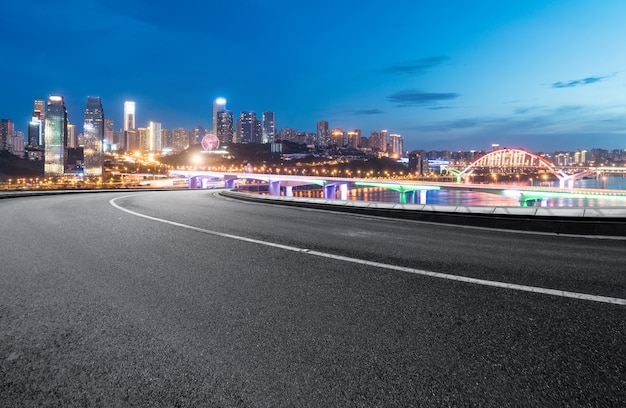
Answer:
[1, 1, 625, 152]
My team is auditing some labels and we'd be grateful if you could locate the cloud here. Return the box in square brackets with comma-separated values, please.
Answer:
[552, 75, 612, 88]
[427, 106, 454, 111]
[514, 106, 543, 115]
[351, 109, 384, 115]
[388, 89, 460, 107]
[378, 56, 449, 75]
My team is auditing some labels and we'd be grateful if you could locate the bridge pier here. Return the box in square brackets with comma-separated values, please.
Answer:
[324, 184, 335, 199]
[269, 181, 281, 196]
[225, 177, 238, 189]
[402, 190, 428, 204]
[324, 183, 348, 200]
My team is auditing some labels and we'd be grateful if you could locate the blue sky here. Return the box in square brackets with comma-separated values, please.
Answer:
[1, 0, 625, 152]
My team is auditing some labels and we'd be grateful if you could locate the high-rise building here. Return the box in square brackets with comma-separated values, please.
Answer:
[370, 131, 380, 152]
[44, 95, 68, 177]
[262, 111, 275, 144]
[171, 128, 191, 152]
[193, 126, 207, 145]
[347, 129, 361, 149]
[161, 128, 172, 151]
[316, 120, 329, 148]
[213, 97, 226, 136]
[0, 119, 14, 151]
[67, 123, 77, 148]
[389, 133, 403, 158]
[216, 110, 234, 144]
[28, 120, 42, 148]
[237, 111, 261, 143]
[123, 101, 136, 150]
[379, 129, 388, 152]
[123, 101, 135, 131]
[83, 97, 104, 176]
[330, 128, 345, 147]
[137, 127, 149, 151]
[104, 118, 116, 150]
[27, 100, 46, 148]
[9, 131, 25, 156]
[34, 100, 45, 117]
[149, 121, 162, 151]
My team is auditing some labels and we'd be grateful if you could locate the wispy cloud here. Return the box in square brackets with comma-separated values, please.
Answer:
[388, 89, 460, 107]
[427, 106, 454, 110]
[349, 109, 384, 115]
[378, 56, 449, 75]
[552, 74, 613, 88]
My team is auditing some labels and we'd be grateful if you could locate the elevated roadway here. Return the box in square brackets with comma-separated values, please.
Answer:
[1, 190, 624, 406]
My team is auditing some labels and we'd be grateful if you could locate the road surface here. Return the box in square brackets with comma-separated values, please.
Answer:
[1, 190, 624, 406]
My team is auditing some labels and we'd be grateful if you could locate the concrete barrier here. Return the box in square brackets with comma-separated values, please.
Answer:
[219, 190, 626, 237]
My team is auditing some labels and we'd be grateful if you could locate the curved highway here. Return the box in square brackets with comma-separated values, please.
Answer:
[1, 189, 625, 406]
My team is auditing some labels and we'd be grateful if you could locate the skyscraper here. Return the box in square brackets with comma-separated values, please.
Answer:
[216, 110, 234, 143]
[262, 111, 275, 144]
[330, 128, 345, 147]
[124, 101, 135, 131]
[370, 131, 380, 152]
[213, 97, 226, 136]
[149, 121, 162, 151]
[44, 95, 67, 177]
[83, 97, 104, 176]
[347, 129, 361, 149]
[389, 133, 403, 158]
[104, 118, 116, 149]
[0, 119, 14, 151]
[123, 101, 136, 150]
[171, 128, 191, 152]
[67, 123, 77, 148]
[316, 120, 329, 148]
[28, 100, 45, 148]
[380, 129, 388, 152]
[237, 111, 261, 143]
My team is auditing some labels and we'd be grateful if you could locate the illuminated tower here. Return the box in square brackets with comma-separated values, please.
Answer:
[83, 96, 104, 176]
[347, 129, 361, 149]
[216, 110, 234, 143]
[123, 101, 136, 150]
[330, 128, 345, 147]
[44, 95, 68, 176]
[380, 129, 388, 152]
[237, 111, 260, 143]
[389, 133, 403, 158]
[213, 97, 226, 135]
[67, 123, 77, 148]
[124, 101, 135, 131]
[262, 111, 275, 144]
[27, 100, 45, 148]
[149, 121, 162, 151]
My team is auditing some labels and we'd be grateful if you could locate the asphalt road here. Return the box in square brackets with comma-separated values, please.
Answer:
[1, 189, 625, 407]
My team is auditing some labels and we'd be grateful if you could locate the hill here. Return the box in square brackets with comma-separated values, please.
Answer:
[0, 152, 44, 179]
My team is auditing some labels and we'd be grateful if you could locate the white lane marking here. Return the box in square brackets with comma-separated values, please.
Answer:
[110, 196, 626, 306]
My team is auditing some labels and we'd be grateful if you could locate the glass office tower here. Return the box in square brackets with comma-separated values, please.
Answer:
[44, 95, 67, 177]
[83, 96, 104, 176]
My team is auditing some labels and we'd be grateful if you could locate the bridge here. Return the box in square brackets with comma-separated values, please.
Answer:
[168, 169, 626, 206]
[439, 147, 615, 188]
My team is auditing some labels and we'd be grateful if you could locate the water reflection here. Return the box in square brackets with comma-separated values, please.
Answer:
[286, 175, 626, 208]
